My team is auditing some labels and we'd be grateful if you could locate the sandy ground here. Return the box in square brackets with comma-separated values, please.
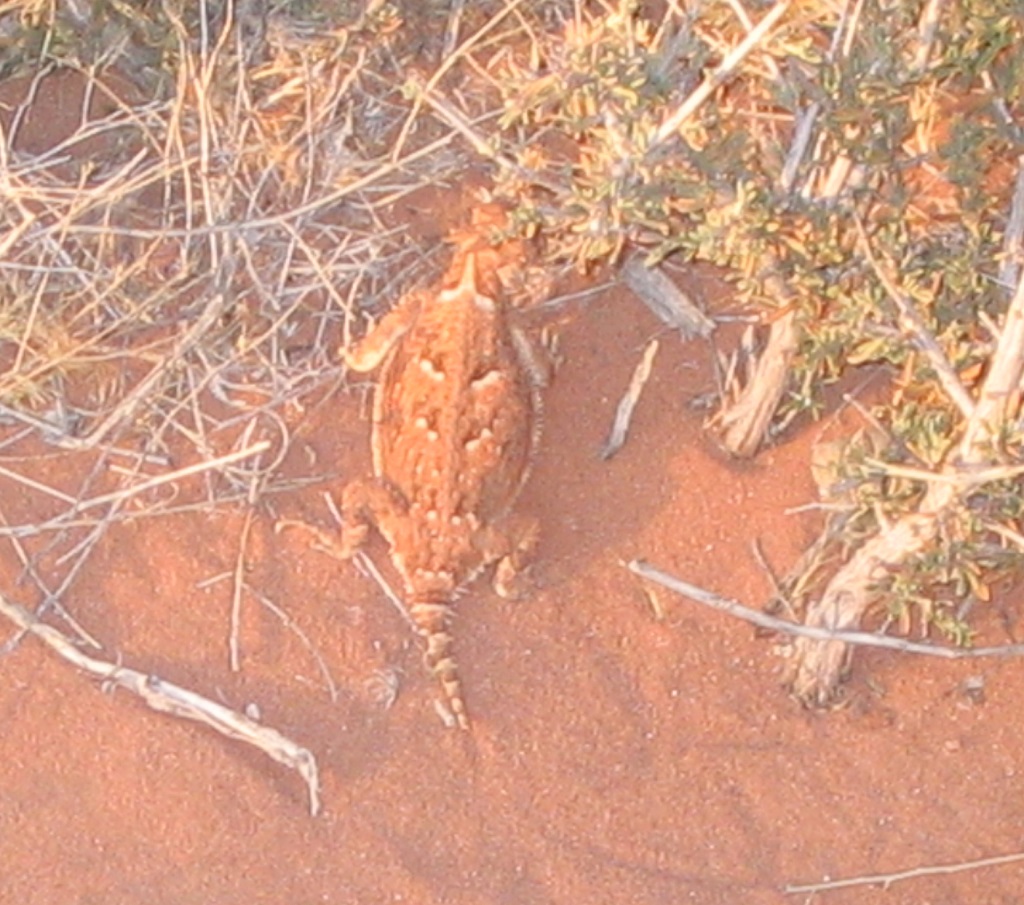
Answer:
[2, 63, 1024, 905]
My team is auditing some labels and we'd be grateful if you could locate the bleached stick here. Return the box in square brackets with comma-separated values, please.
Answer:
[0, 594, 322, 816]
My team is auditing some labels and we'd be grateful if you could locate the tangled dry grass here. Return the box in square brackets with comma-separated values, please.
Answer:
[0, 0, 504, 803]
[1, 4, 427, 450]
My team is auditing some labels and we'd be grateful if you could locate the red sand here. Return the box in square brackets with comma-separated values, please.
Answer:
[2, 68, 1024, 905]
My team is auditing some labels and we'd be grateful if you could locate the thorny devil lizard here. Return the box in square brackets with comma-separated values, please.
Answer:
[289, 206, 549, 729]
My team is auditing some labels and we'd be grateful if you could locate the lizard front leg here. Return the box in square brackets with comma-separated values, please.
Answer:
[343, 289, 426, 372]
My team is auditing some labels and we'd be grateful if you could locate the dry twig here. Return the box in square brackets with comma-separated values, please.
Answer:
[628, 560, 1024, 660]
[786, 850, 1024, 894]
[621, 254, 714, 338]
[854, 215, 975, 420]
[0, 593, 322, 816]
[601, 339, 660, 460]
[0, 442, 271, 538]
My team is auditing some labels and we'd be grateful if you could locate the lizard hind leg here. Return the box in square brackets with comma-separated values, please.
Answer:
[409, 600, 470, 730]
[484, 513, 540, 600]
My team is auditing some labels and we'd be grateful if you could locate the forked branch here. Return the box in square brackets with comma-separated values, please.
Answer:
[789, 200, 1024, 704]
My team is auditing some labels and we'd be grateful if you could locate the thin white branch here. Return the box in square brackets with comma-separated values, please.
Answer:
[855, 216, 975, 421]
[787, 850, 1024, 895]
[628, 560, 1024, 659]
[0, 594, 321, 816]
[648, 0, 793, 153]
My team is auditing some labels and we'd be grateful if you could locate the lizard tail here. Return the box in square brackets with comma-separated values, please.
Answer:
[408, 601, 469, 730]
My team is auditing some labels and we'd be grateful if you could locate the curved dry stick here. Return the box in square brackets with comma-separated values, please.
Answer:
[0, 594, 321, 816]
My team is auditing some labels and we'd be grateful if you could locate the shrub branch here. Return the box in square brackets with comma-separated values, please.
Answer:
[790, 197, 1024, 704]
